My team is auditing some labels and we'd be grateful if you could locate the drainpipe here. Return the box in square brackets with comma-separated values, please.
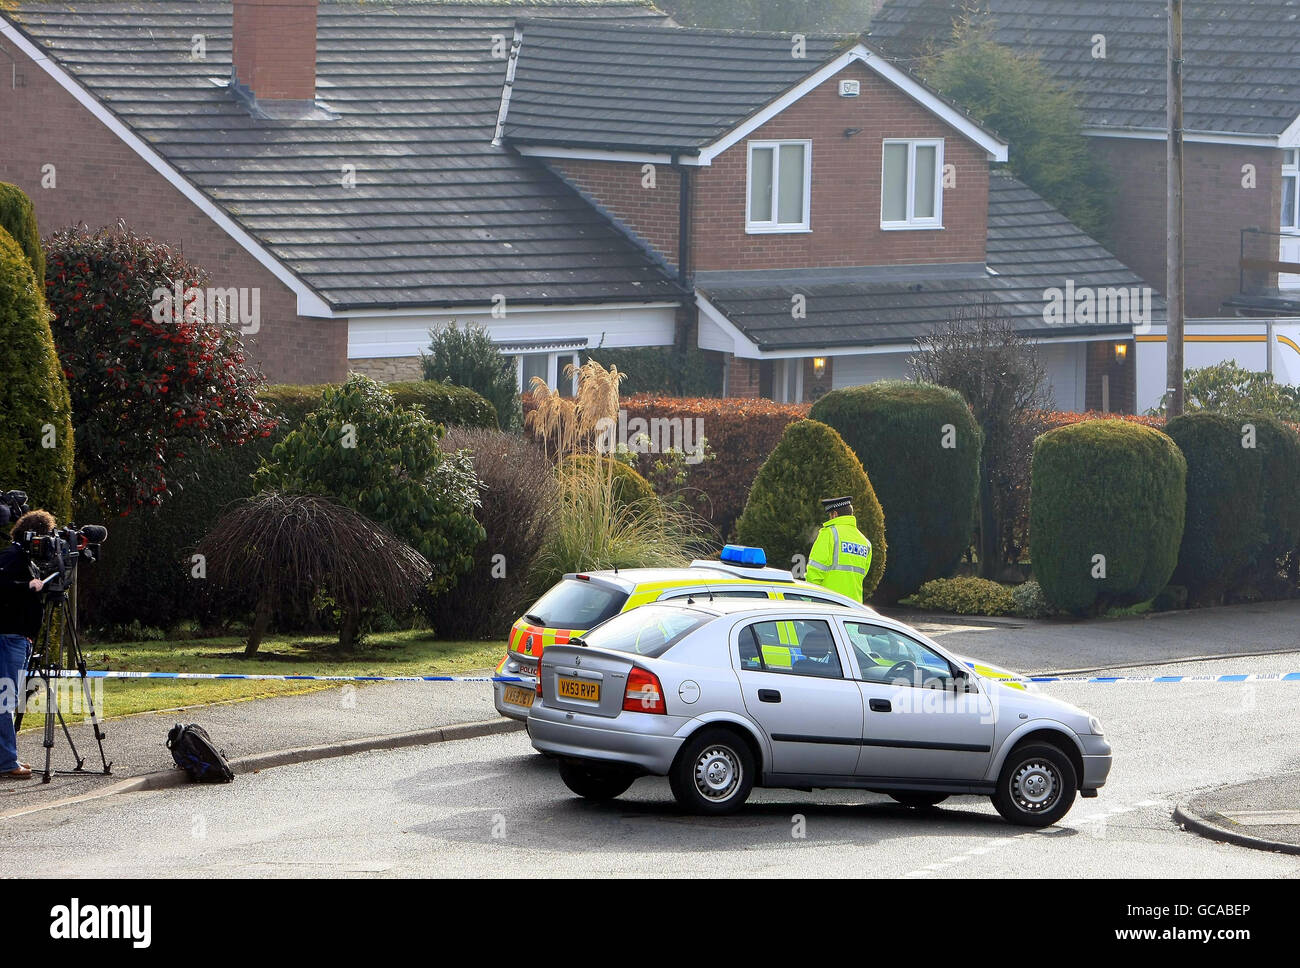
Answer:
[673, 152, 692, 288]
[672, 153, 695, 394]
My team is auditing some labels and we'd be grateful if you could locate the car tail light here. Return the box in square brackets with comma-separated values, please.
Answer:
[623, 667, 665, 714]
[535, 664, 544, 699]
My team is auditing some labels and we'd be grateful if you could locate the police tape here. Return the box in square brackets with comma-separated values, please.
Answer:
[987, 673, 1300, 684]
[36, 671, 524, 682]
[28, 670, 1300, 683]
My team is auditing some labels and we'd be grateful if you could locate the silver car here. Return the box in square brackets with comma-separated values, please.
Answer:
[529, 599, 1111, 827]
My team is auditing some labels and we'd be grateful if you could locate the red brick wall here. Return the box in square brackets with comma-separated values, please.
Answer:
[0, 35, 346, 383]
[693, 61, 989, 271]
[726, 355, 761, 397]
[552, 159, 682, 267]
[553, 61, 990, 273]
[233, 0, 318, 101]
[1090, 138, 1281, 317]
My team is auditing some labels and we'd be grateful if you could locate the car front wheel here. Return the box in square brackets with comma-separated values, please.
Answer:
[992, 742, 1077, 827]
[558, 760, 635, 801]
[669, 729, 755, 815]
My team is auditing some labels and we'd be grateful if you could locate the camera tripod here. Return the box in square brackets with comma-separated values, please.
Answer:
[13, 571, 112, 783]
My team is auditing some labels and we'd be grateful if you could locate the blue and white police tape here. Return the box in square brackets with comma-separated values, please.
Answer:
[36, 671, 524, 682]
[985, 672, 1300, 684]
[29, 670, 1300, 684]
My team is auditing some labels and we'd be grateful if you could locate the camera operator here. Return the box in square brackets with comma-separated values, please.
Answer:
[0, 509, 54, 780]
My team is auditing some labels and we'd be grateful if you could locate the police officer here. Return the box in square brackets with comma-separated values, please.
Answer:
[805, 497, 872, 603]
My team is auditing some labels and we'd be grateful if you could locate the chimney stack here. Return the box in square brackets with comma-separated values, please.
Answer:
[232, 0, 318, 103]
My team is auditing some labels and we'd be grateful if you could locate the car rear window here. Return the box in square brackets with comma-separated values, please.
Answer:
[579, 605, 712, 657]
[525, 578, 628, 631]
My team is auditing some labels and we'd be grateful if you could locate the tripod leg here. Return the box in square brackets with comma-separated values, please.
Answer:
[66, 613, 110, 775]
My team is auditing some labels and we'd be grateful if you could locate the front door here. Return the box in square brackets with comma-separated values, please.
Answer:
[735, 618, 864, 777]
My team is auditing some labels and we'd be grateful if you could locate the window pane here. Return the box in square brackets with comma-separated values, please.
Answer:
[882, 143, 909, 222]
[744, 620, 842, 678]
[750, 147, 774, 222]
[1286, 149, 1298, 168]
[1285, 175, 1298, 229]
[846, 622, 956, 689]
[913, 145, 937, 219]
[777, 143, 806, 223]
[522, 353, 549, 389]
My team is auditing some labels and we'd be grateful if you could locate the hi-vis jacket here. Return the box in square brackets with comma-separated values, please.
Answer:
[806, 514, 872, 602]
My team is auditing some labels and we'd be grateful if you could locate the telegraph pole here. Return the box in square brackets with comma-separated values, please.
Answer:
[1166, 0, 1186, 415]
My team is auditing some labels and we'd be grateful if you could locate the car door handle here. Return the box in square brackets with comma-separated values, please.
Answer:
[758, 689, 782, 703]
[869, 698, 892, 713]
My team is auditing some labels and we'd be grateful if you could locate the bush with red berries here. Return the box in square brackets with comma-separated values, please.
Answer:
[44, 224, 274, 512]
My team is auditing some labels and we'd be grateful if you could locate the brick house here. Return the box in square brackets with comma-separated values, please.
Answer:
[2, 0, 1159, 411]
[871, 0, 1300, 412]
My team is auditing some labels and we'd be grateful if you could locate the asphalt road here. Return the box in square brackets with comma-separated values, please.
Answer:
[3, 651, 1298, 878]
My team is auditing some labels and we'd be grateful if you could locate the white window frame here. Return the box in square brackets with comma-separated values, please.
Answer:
[1283, 149, 1299, 233]
[514, 351, 580, 394]
[880, 138, 945, 231]
[746, 139, 813, 234]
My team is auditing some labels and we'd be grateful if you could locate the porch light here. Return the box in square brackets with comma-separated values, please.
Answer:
[813, 357, 827, 377]
[1114, 343, 1128, 365]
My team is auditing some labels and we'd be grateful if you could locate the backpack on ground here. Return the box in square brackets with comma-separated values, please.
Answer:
[166, 723, 235, 783]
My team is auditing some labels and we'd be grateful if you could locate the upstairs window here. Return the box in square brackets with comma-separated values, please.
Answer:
[881, 139, 943, 229]
[1284, 149, 1298, 231]
[747, 140, 811, 232]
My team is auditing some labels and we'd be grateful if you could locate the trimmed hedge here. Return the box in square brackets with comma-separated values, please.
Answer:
[735, 419, 886, 597]
[0, 183, 44, 285]
[811, 381, 981, 602]
[0, 227, 73, 523]
[77, 380, 492, 631]
[1030, 420, 1185, 614]
[584, 345, 724, 397]
[387, 379, 498, 431]
[1166, 412, 1300, 601]
[618, 394, 809, 539]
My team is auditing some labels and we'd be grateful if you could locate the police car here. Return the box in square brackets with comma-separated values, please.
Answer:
[493, 546, 1026, 722]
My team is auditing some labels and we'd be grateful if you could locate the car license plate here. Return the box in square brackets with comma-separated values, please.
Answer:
[503, 686, 535, 708]
[557, 678, 600, 702]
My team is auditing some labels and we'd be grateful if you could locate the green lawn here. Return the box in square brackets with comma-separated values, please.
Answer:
[21, 630, 506, 728]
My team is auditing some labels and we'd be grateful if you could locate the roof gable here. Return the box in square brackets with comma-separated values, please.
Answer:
[502, 20, 1008, 161]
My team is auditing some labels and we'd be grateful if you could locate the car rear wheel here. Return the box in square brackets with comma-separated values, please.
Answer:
[992, 742, 1077, 827]
[890, 792, 949, 809]
[557, 760, 635, 801]
[669, 729, 755, 815]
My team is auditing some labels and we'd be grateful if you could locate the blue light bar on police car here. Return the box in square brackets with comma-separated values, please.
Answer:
[720, 545, 766, 567]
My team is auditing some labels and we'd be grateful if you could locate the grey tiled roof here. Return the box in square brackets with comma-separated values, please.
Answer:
[6, 0, 683, 310]
[869, 0, 1300, 138]
[504, 19, 851, 152]
[698, 171, 1163, 352]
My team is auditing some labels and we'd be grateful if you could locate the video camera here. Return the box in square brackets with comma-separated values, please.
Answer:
[1, 489, 28, 527]
[4, 487, 107, 593]
[19, 524, 108, 591]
